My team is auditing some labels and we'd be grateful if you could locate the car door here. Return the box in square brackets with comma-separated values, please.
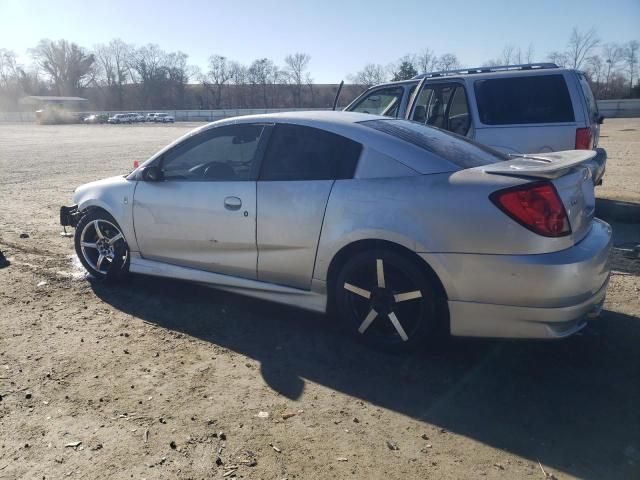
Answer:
[256, 123, 362, 289]
[133, 123, 269, 279]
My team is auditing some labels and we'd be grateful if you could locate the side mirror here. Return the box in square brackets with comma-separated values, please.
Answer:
[597, 115, 605, 125]
[141, 166, 163, 182]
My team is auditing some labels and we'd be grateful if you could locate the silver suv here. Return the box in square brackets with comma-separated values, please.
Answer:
[345, 63, 606, 183]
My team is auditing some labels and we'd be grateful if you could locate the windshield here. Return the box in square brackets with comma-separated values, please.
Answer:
[359, 119, 507, 168]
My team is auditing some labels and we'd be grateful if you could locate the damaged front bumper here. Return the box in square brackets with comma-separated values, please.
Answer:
[60, 205, 80, 228]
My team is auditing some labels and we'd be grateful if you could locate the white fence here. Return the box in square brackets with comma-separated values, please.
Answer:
[0, 108, 329, 123]
[1, 101, 639, 123]
[596, 99, 640, 118]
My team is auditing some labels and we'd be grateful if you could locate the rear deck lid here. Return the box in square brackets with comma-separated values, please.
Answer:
[484, 150, 596, 242]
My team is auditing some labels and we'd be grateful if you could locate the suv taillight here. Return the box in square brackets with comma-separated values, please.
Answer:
[575, 127, 593, 150]
[490, 181, 571, 237]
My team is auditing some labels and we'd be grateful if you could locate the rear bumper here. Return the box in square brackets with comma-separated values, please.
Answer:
[419, 219, 612, 339]
[447, 279, 607, 338]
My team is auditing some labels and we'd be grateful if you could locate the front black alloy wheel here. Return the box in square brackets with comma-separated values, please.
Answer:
[335, 249, 437, 351]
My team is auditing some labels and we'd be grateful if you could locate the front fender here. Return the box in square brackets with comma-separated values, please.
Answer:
[73, 176, 138, 252]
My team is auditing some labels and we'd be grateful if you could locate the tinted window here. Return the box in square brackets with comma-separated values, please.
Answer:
[260, 124, 362, 181]
[474, 75, 574, 125]
[360, 119, 507, 168]
[577, 73, 598, 122]
[349, 87, 404, 117]
[162, 124, 265, 181]
[447, 87, 471, 135]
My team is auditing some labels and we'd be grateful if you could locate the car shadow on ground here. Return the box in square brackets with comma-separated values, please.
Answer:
[91, 275, 640, 479]
[596, 198, 640, 224]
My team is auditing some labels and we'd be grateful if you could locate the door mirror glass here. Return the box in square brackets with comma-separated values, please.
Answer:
[142, 166, 163, 182]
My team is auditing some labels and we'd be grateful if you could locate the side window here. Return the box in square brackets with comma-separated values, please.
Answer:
[447, 87, 471, 135]
[577, 73, 598, 122]
[425, 85, 455, 129]
[350, 87, 404, 117]
[474, 74, 574, 125]
[260, 124, 362, 181]
[412, 84, 469, 135]
[411, 87, 434, 124]
[161, 124, 265, 181]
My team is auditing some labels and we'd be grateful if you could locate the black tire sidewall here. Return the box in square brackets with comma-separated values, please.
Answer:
[335, 249, 437, 351]
[74, 210, 129, 282]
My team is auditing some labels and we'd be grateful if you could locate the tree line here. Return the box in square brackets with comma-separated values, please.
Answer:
[0, 27, 638, 112]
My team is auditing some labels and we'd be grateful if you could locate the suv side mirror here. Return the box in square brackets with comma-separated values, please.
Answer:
[597, 115, 605, 125]
[141, 166, 163, 182]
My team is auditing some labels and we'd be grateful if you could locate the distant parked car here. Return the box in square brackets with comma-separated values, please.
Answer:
[108, 113, 133, 124]
[344, 63, 606, 184]
[84, 114, 108, 124]
[61, 111, 611, 351]
[155, 113, 175, 123]
[145, 113, 157, 122]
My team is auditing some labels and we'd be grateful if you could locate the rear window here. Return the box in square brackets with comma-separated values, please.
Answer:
[359, 119, 507, 168]
[474, 74, 574, 125]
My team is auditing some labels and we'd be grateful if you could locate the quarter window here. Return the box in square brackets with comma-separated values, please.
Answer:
[349, 87, 404, 117]
[260, 124, 362, 181]
[161, 124, 265, 181]
[474, 74, 574, 125]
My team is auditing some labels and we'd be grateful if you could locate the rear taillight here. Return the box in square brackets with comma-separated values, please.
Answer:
[490, 181, 571, 237]
[575, 127, 593, 149]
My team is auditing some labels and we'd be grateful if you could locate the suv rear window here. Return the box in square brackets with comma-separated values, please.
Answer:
[474, 74, 574, 125]
[359, 119, 507, 168]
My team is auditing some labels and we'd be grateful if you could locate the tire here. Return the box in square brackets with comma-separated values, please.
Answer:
[335, 249, 438, 351]
[74, 209, 130, 281]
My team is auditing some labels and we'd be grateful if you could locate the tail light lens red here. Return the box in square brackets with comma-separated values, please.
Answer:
[575, 127, 593, 150]
[490, 181, 571, 237]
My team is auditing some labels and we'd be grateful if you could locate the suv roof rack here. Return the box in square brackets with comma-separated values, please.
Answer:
[413, 63, 559, 79]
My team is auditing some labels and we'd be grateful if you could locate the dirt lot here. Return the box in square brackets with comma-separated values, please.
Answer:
[0, 119, 639, 480]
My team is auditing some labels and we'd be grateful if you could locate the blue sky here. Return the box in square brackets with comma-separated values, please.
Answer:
[1, 0, 638, 82]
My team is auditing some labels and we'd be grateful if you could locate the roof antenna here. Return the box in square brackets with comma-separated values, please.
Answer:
[332, 80, 344, 111]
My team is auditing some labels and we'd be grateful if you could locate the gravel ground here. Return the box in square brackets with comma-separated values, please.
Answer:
[0, 119, 639, 480]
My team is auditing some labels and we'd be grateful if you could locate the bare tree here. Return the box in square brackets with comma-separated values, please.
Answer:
[547, 51, 569, 67]
[501, 44, 516, 64]
[567, 27, 600, 69]
[284, 52, 311, 107]
[602, 43, 623, 96]
[247, 58, 277, 107]
[206, 55, 232, 108]
[624, 40, 639, 96]
[415, 49, 438, 73]
[437, 53, 460, 71]
[0, 49, 19, 89]
[525, 44, 535, 63]
[586, 54, 604, 96]
[94, 39, 132, 108]
[349, 63, 387, 88]
[29, 39, 95, 96]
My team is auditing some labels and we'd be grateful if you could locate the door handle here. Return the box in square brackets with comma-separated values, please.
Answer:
[224, 196, 242, 210]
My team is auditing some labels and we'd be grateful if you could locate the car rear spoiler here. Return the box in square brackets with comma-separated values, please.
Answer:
[483, 150, 598, 180]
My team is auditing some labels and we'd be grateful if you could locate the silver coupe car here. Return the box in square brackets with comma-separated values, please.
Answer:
[60, 111, 611, 350]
